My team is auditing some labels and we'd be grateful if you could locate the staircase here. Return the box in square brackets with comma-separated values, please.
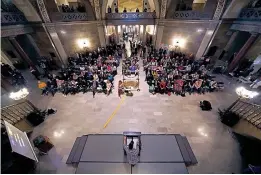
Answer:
[66, 135, 88, 164]
[176, 135, 198, 166]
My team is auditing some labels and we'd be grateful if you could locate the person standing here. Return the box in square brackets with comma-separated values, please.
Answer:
[30, 67, 40, 80]
[92, 80, 97, 98]
[118, 80, 124, 98]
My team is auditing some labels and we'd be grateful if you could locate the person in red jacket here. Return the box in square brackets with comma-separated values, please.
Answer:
[159, 79, 166, 94]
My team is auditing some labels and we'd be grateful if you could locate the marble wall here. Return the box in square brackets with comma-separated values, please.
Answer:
[161, 21, 209, 54]
[54, 22, 100, 56]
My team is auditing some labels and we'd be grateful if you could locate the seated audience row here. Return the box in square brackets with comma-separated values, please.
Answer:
[38, 44, 122, 98]
[144, 48, 221, 96]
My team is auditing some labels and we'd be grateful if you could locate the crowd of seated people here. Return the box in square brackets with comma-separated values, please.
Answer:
[61, 4, 86, 12]
[38, 44, 122, 98]
[144, 48, 220, 96]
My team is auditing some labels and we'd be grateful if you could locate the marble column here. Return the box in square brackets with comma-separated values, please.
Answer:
[142, 25, 146, 43]
[228, 33, 259, 72]
[196, 22, 219, 59]
[26, 34, 41, 56]
[155, 25, 164, 49]
[98, 23, 106, 47]
[224, 31, 239, 51]
[9, 36, 39, 72]
[44, 25, 67, 66]
[13, 0, 42, 22]
[115, 25, 119, 43]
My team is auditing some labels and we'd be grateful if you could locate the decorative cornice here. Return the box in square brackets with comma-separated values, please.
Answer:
[213, 0, 226, 20]
[231, 23, 261, 34]
[1, 25, 34, 37]
[37, 0, 51, 22]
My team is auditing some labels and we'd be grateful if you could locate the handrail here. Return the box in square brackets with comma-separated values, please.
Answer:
[228, 99, 261, 129]
[50, 12, 91, 22]
[238, 8, 261, 21]
[1, 12, 27, 24]
[173, 10, 212, 20]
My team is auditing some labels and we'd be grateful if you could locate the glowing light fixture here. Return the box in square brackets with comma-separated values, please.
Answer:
[61, 30, 66, 34]
[236, 87, 259, 99]
[9, 88, 29, 100]
[197, 28, 203, 33]
[53, 130, 65, 138]
[207, 30, 213, 35]
[172, 38, 186, 48]
[77, 38, 90, 49]
[197, 127, 208, 137]
[118, 25, 121, 33]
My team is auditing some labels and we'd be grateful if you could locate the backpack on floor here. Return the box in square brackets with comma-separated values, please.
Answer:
[200, 100, 212, 111]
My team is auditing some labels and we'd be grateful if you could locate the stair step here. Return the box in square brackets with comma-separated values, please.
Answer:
[182, 136, 198, 165]
[66, 137, 81, 164]
[175, 135, 192, 165]
[72, 135, 88, 163]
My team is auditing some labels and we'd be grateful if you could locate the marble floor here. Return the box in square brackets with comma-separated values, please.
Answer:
[18, 46, 244, 173]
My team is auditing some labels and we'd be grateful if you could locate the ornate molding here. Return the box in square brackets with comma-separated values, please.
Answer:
[51, 12, 89, 22]
[239, 8, 261, 21]
[213, 0, 226, 20]
[1, 25, 33, 37]
[160, 0, 168, 19]
[46, 25, 56, 34]
[94, 0, 101, 20]
[106, 12, 156, 19]
[173, 11, 212, 20]
[231, 23, 261, 34]
[37, 0, 51, 22]
[1, 12, 27, 24]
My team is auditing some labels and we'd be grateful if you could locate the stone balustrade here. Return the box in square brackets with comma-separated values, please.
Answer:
[173, 11, 212, 20]
[51, 12, 90, 22]
[239, 8, 261, 21]
[105, 12, 156, 20]
[1, 12, 27, 25]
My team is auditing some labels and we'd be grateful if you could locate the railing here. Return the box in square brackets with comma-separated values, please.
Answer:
[106, 12, 156, 20]
[51, 12, 90, 22]
[1, 12, 27, 24]
[173, 11, 212, 20]
[238, 8, 261, 21]
[1, 100, 38, 125]
[228, 99, 261, 130]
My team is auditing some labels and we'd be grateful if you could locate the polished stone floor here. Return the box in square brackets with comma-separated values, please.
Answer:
[19, 43, 243, 173]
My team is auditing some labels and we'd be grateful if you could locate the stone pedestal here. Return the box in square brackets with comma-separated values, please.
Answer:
[228, 33, 259, 72]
